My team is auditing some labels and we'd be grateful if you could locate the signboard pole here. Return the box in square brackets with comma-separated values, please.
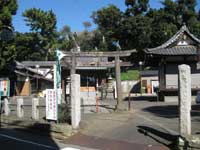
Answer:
[53, 64, 58, 122]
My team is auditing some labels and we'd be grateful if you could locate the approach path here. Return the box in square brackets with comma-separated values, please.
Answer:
[63, 100, 198, 150]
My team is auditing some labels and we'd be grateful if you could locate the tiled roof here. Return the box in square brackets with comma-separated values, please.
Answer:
[145, 25, 200, 55]
[145, 46, 197, 55]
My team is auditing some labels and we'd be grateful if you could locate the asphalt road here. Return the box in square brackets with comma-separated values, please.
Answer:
[0, 128, 95, 150]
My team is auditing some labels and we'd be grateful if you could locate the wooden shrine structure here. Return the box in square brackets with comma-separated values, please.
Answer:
[145, 25, 200, 101]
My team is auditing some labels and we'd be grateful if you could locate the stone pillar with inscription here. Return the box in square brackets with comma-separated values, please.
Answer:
[70, 74, 81, 129]
[178, 64, 191, 136]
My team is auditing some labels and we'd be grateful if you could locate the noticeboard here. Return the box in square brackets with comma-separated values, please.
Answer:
[0, 78, 10, 97]
[46, 89, 57, 121]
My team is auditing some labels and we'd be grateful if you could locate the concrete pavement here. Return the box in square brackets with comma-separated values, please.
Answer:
[63, 100, 200, 150]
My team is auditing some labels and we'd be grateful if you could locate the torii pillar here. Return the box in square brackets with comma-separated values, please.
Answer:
[115, 55, 123, 110]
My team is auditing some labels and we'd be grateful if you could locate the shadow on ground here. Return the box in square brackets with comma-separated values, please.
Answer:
[124, 96, 158, 102]
[137, 125, 178, 149]
[142, 104, 200, 118]
[0, 121, 60, 150]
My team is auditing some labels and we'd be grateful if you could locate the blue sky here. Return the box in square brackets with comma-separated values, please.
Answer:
[13, 0, 199, 33]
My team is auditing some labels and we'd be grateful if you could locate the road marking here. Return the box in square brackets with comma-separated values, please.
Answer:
[0, 133, 56, 149]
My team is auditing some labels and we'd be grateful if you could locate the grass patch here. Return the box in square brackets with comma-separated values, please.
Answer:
[121, 69, 139, 81]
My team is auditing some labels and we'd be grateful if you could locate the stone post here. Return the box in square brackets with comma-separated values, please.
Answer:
[17, 98, 24, 118]
[178, 64, 191, 135]
[4, 98, 10, 116]
[32, 98, 39, 120]
[70, 74, 81, 129]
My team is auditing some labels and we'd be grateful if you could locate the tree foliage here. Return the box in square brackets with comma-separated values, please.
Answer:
[91, 0, 200, 60]
[23, 8, 57, 60]
[0, 0, 18, 27]
[14, 32, 44, 61]
[92, 5, 123, 50]
[57, 25, 74, 51]
[83, 21, 92, 31]
[1, 0, 200, 70]
[125, 0, 149, 16]
[0, 0, 18, 70]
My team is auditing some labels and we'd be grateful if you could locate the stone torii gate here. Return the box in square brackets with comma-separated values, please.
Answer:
[62, 49, 136, 110]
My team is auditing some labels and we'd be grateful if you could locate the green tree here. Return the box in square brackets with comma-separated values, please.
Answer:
[120, 15, 152, 51]
[59, 25, 71, 40]
[146, 7, 178, 47]
[121, 0, 152, 59]
[175, 0, 197, 27]
[23, 8, 57, 60]
[147, 0, 200, 47]
[92, 30, 108, 51]
[0, 0, 18, 27]
[0, 0, 18, 70]
[14, 32, 44, 61]
[83, 21, 92, 31]
[57, 25, 75, 51]
[92, 5, 123, 50]
[91, 1, 152, 58]
[79, 21, 94, 51]
[125, 0, 149, 16]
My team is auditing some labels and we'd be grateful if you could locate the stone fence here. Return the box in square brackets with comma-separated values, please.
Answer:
[2, 96, 46, 120]
[1, 95, 114, 121]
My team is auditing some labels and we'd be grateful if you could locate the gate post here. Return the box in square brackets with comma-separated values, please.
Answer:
[4, 98, 10, 116]
[71, 74, 81, 129]
[32, 98, 39, 120]
[178, 64, 191, 135]
[17, 98, 24, 118]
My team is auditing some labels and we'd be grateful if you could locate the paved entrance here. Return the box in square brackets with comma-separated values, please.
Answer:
[63, 100, 200, 150]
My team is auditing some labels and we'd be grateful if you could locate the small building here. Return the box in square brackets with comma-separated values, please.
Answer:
[14, 61, 54, 96]
[140, 70, 158, 95]
[145, 25, 200, 101]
